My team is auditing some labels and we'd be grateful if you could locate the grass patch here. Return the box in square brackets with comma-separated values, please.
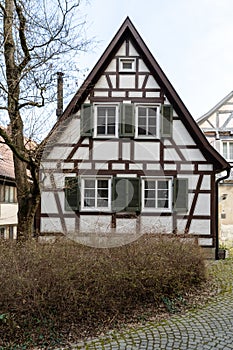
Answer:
[0, 234, 206, 349]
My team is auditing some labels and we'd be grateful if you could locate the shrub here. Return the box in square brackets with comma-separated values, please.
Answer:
[0, 234, 206, 348]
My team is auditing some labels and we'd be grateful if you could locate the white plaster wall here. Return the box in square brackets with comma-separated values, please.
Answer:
[194, 194, 211, 215]
[189, 220, 211, 235]
[198, 238, 213, 246]
[198, 164, 213, 171]
[119, 75, 135, 88]
[140, 216, 172, 233]
[122, 142, 131, 160]
[56, 118, 80, 144]
[145, 75, 159, 88]
[201, 175, 211, 190]
[115, 218, 137, 234]
[129, 41, 139, 56]
[164, 148, 181, 161]
[79, 215, 112, 233]
[115, 42, 126, 56]
[93, 141, 118, 160]
[0, 203, 18, 225]
[173, 120, 196, 146]
[41, 192, 58, 214]
[181, 148, 206, 161]
[138, 59, 149, 72]
[72, 146, 90, 160]
[134, 142, 160, 161]
[138, 75, 146, 89]
[176, 218, 188, 233]
[105, 59, 116, 72]
[41, 217, 63, 232]
[47, 146, 73, 160]
[95, 75, 109, 89]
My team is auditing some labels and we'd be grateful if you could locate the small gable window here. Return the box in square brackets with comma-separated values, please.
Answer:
[135, 105, 159, 138]
[119, 58, 136, 72]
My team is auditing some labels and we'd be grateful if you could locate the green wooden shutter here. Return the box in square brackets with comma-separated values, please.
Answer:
[64, 177, 79, 211]
[161, 104, 173, 138]
[126, 178, 141, 211]
[173, 178, 188, 212]
[120, 103, 134, 137]
[112, 177, 140, 212]
[80, 103, 93, 136]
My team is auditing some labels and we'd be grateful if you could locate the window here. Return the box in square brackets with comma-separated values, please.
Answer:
[119, 58, 136, 72]
[0, 185, 17, 203]
[135, 105, 159, 138]
[94, 105, 118, 138]
[81, 177, 111, 211]
[222, 141, 233, 160]
[142, 178, 172, 211]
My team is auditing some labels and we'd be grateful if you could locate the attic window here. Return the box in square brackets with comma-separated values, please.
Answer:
[119, 58, 136, 72]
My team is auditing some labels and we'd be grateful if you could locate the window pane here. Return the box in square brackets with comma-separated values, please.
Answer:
[145, 199, 156, 208]
[97, 198, 108, 207]
[84, 198, 95, 207]
[98, 180, 108, 188]
[158, 200, 169, 208]
[84, 180, 95, 188]
[148, 107, 157, 117]
[138, 107, 146, 116]
[158, 181, 168, 190]
[84, 189, 95, 198]
[145, 189, 155, 199]
[229, 143, 233, 159]
[148, 127, 156, 136]
[97, 107, 106, 116]
[122, 62, 132, 69]
[222, 142, 227, 158]
[145, 181, 155, 189]
[97, 189, 108, 198]
[106, 107, 115, 117]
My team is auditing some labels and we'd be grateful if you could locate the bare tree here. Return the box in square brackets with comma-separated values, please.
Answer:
[0, 0, 92, 240]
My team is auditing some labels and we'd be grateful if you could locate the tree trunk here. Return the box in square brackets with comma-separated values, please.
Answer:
[4, 0, 40, 240]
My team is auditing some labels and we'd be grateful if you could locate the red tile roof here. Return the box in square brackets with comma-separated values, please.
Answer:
[0, 136, 15, 180]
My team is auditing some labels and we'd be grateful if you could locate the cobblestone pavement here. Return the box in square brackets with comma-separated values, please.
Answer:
[74, 291, 233, 349]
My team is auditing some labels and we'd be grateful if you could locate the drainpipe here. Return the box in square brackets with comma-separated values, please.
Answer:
[56, 72, 64, 119]
[215, 167, 231, 260]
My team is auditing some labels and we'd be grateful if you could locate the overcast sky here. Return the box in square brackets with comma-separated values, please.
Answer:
[75, 0, 233, 119]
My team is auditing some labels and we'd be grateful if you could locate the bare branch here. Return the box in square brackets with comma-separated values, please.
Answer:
[14, 0, 31, 71]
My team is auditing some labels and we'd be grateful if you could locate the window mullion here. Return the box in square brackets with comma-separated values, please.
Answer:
[95, 180, 98, 209]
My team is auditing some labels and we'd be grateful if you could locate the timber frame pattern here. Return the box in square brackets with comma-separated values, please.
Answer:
[40, 18, 230, 255]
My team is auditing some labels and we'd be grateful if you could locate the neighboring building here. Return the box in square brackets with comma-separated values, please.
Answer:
[197, 91, 233, 245]
[0, 137, 18, 239]
[40, 17, 230, 258]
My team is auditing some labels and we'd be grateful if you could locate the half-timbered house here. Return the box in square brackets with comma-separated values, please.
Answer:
[198, 91, 233, 246]
[40, 17, 230, 258]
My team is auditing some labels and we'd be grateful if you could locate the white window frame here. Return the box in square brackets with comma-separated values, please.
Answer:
[141, 177, 172, 212]
[119, 58, 136, 72]
[135, 104, 160, 139]
[80, 176, 112, 211]
[221, 140, 233, 161]
[93, 104, 119, 138]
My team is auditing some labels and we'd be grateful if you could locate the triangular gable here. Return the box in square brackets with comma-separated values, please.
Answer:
[197, 91, 233, 124]
[49, 17, 229, 172]
[197, 91, 233, 131]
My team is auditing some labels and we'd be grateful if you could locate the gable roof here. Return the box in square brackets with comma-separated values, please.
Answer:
[50, 17, 230, 172]
[197, 91, 233, 124]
